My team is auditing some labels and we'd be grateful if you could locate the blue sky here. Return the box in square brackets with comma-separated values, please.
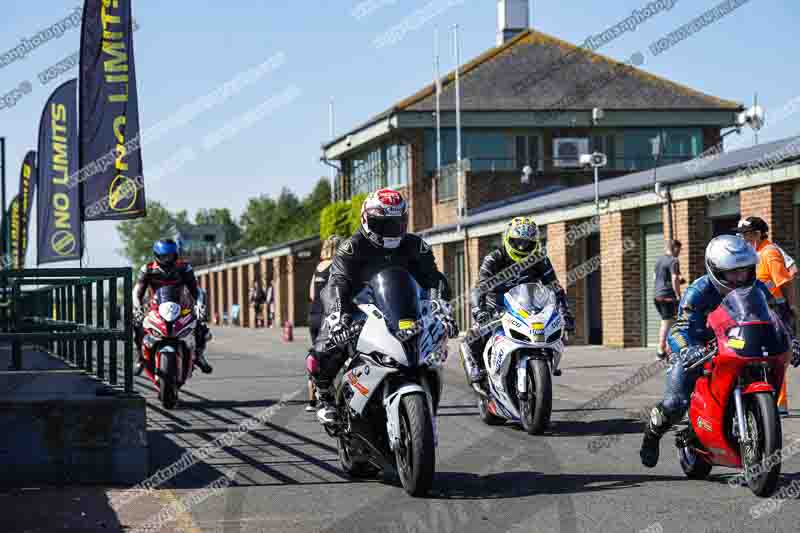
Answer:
[1, 0, 798, 268]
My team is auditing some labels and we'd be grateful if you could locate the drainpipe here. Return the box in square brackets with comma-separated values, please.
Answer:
[320, 156, 342, 201]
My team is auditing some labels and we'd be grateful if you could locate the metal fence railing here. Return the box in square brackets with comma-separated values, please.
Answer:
[0, 268, 135, 393]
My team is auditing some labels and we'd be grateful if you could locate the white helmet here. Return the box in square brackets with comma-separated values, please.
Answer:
[360, 188, 408, 249]
[705, 234, 758, 295]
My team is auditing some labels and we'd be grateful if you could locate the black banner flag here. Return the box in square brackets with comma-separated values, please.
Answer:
[37, 79, 82, 264]
[18, 150, 36, 268]
[8, 195, 21, 269]
[79, 0, 146, 220]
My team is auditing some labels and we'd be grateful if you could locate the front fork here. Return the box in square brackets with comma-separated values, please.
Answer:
[733, 385, 749, 446]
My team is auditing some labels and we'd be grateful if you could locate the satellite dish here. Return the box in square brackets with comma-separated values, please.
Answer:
[521, 165, 533, 184]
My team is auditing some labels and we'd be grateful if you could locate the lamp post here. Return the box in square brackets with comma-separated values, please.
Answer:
[580, 152, 607, 216]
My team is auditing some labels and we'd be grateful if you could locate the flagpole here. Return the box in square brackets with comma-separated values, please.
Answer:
[453, 24, 463, 229]
[329, 97, 335, 202]
[1, 137, 6, 236]
[435, 28, 442, 183]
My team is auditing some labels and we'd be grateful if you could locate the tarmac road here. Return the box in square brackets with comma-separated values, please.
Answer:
[4, 326, 800, 532]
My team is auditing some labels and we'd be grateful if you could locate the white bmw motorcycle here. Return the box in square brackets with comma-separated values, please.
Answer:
[324, 267, 449, 497]
[460, 282, 566, 434]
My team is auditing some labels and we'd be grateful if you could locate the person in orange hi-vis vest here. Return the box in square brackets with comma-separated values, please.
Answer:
[737, 216, 797, 415]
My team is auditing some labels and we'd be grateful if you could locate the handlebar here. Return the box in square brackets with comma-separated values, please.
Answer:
[684, 342, 719, 370]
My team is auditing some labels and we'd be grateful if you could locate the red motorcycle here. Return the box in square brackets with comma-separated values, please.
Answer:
[674, 287, 790, 496]
[141, 285, 199, 409]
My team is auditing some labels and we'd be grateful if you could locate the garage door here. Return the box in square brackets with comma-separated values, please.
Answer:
[642, 223, 664, 347]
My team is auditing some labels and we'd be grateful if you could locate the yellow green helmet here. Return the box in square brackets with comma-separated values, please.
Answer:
[503, 216, 541, 263]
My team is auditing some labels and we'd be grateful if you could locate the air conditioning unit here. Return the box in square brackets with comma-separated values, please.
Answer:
[553, 138, 589, 168]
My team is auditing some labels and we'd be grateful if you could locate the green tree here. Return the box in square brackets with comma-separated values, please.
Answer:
[319, 193, 365, 239]
[239, 194, 277, 250]
[238, 179, 331, 249]
[117, 200, 180, 268]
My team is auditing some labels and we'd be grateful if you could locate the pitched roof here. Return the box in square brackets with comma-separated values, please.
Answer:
[422, 135, 800, 236]
[325, 30, 741, 150]
[402, 30, 740, 113]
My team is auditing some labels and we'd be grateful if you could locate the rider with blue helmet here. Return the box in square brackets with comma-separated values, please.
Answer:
[132, 238, 213, 375]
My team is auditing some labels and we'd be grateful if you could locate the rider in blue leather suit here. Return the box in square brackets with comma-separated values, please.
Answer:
[640, 234, 800, 468]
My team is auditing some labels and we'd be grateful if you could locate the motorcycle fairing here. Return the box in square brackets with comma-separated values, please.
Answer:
[344, 359, 396, 415]
[355, 304, 408, 366]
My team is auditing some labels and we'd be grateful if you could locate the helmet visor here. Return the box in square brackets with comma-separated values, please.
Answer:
[508, 237, 537, 254]
[156, 252, 177, 266]
[367, 214, 406, 239]
[720, 266, 756, 289]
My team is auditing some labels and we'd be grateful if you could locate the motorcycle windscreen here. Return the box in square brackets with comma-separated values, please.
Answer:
[709, 287, 789, 356]
[505, 283, 554, 314]
[368, 267, 421, 336]
[155, 285, 181, 305]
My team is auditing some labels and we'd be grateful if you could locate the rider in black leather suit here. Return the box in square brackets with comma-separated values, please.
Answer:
[306, 188, 457, 424]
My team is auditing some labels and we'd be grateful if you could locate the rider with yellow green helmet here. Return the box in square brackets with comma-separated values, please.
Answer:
[461, 216, 575, 393]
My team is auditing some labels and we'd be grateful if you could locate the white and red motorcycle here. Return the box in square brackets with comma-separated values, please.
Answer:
[141, 285, 203, 409]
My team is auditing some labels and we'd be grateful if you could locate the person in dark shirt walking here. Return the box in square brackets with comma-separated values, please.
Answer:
[653, 239, 683, 360]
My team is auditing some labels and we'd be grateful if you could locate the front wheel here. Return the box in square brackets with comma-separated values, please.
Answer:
[158, 351, 179, 410]
[741, 392, 782, 497]
[395, 393, 435, 497]
[520, 359, 552, 435]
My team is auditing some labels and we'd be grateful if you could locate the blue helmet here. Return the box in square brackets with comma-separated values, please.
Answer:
[153, 239, 179, 270]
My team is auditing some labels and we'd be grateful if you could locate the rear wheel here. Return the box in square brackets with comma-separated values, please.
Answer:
[678, 445, 713, 479]
[395, 393, 435, 497]
[741, 392, 782, 497]
[158, 351, 179, 410]
[520, 359, 552, 434]
[337, 437, 378, 478]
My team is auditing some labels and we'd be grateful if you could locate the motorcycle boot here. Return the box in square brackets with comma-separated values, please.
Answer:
[315, 387, 339, 426]
[460, 339, 488, 397]
[640, 402, 673, 468]
[194, 324, 213, 374]
[134, 326, 146, 376]
[195, 349, 213, 374]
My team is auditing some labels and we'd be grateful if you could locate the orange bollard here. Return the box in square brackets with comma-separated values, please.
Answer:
[282, 321, 294, 342]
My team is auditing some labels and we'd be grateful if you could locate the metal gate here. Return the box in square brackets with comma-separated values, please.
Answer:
[642, 224, 664, 347]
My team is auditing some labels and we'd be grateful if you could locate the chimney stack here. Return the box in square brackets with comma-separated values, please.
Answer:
[497, 0, 530, 46]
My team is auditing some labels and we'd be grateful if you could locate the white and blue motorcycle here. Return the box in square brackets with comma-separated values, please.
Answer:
[460, 282, 566, 434]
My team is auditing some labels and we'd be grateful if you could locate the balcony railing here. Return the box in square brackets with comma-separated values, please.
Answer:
[432, 155, 694, 203]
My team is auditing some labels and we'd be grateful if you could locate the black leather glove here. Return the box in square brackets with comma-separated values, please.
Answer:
[472, 308, 492, 326]
[432, 300, 459, 338]
[133, 306, 145, 326]
[329, 313, 353, 346]
[679, 345, 706, 369]
[791, 338, 800, 367]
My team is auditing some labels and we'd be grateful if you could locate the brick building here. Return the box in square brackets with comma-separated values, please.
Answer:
[194, 2, 800, 349]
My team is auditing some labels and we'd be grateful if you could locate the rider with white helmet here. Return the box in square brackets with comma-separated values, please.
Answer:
[640, 234, 800, 468]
